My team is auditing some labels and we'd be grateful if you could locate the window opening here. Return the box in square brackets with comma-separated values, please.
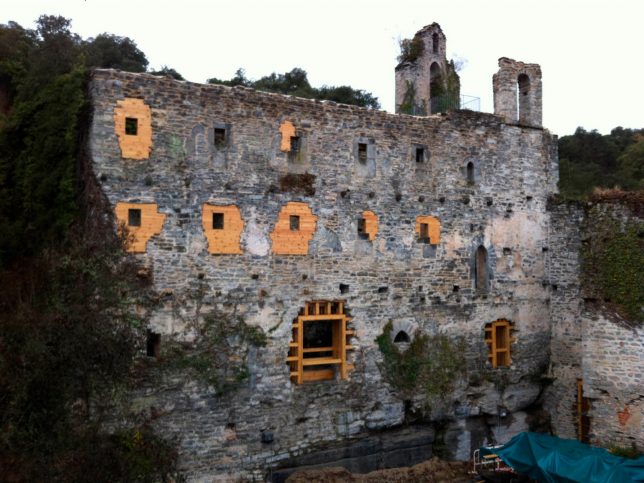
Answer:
[432, 32, 439, 53]
[125, 117, 138, 136]
[419, 223, 429, 243]
[146, 331, 160, 358]
[357, 217, 369, 239]
[484, 320, 512, 368]
[475, 245, 488, 291]
[289, 215, 300, 231]
[214, 127, 226, 146]
[128, 208, 142, 227]
[212, 212, 224, 230]
[394, 330, 410, 343]
[287, 300, 354, 384]
[358, 143, 367, 164]
[466, 162, 475, 184]
[416, 147, 425, 163]
[290, 136, 299, 153]
[517, 74, 531, 123]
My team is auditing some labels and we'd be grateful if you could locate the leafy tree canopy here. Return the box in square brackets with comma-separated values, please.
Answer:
[208, 67, 380, 109]
[84, 33, 148, 72]
[558, 126, 644, 198]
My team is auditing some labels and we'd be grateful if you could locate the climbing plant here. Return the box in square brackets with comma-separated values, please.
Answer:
[161, 303, 267, 394]
[581, 208, 644, 324]
[376, 321, 466, 403]
[397, 35, 424, 64]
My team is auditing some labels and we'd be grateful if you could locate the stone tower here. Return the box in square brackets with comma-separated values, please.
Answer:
[395, 23, 460, 115]
[493, 57, 542, 127]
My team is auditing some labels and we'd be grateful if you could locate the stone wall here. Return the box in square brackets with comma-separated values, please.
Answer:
[546, 201, 643, 451]
[582, 313, 643, 448]
[493, 58, 543, 128]
[89, 68, 559, 480]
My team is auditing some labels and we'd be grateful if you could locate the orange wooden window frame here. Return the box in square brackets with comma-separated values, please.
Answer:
[484, 319, 513, 368]
[287, 300, 355, 384]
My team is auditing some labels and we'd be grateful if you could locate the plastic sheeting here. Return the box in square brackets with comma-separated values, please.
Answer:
[480, 432, 644, 483]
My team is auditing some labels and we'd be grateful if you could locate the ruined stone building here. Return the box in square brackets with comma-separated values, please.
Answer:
[88, 22, 643, 481]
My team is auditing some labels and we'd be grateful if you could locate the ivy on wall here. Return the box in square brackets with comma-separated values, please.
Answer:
[581, 206, 643, 324]
[376, 321, 466, 403]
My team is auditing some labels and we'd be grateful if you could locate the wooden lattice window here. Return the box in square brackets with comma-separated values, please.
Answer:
[287, 300, 355, 384]
[485, 319, 513, 368]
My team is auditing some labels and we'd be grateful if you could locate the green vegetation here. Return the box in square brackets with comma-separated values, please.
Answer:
[581, 207, 644, 324]
[558, 127, 644, 198]
[376, 322, 466, 403]
[0, 15, 181, 480]
[208, 67, 380, 109]
[609, 445, 642, 459]
[397, 35, 424, 64]
[163, 308, 267, 394]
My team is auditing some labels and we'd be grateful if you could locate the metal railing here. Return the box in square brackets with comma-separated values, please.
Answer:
[429, 94, 480, 114]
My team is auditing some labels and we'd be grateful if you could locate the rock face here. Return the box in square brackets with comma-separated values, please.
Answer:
[84, 22, 643, 482]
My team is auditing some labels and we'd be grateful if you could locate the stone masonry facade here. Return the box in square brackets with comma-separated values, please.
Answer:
[87, 23, 641, 481]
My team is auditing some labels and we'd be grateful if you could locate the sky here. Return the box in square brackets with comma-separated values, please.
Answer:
[4, 0, 644, 136]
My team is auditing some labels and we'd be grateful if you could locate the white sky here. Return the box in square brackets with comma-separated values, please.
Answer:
[4, 0, 644, 136]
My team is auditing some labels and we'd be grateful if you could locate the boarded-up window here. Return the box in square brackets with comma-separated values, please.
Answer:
[475, 245, 488, 291]
[485, 320, 513, 368]
[115, 202, 166, 253]
[415, 216, 440, 245]
[202, 204, 244, 254]
[270, 202, 318, 255]
[287, 300, 355, 384]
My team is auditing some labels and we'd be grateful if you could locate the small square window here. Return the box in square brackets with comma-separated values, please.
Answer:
[416, 147, 425, 163]
[128, 208, 141, 227]
[125, 117, 138, 136]
[290, 215, 300, 231]
[358, 143, 367, 164]
[213, 212, 224, 230]
[419, 223, 429, 242]
[214, 128, 226, 146]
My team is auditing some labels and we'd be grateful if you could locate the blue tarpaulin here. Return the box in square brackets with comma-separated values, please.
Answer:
[480, 432, 644, 483]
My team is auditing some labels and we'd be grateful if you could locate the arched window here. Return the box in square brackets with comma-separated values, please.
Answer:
[475, 245, 489, 292]
[466, 161, 475, 184]
[432, 32, 439, 53]
[394, 330, 410, 343]
[517, 74, 530, 123]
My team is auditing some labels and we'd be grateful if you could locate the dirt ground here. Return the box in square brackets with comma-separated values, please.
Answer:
[285, 457, 478, 483]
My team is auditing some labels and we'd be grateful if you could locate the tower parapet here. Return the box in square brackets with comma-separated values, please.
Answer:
[493, 57, 543, 127]
[395, 23, 460, 115]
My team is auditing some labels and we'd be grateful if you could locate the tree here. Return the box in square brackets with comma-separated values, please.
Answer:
[149, 66, 184, 80]
[208, 67, 380, 109]
[615, 137, 644, 190]
[84, 33, 148, 72]
[558, 126, 644, 197]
